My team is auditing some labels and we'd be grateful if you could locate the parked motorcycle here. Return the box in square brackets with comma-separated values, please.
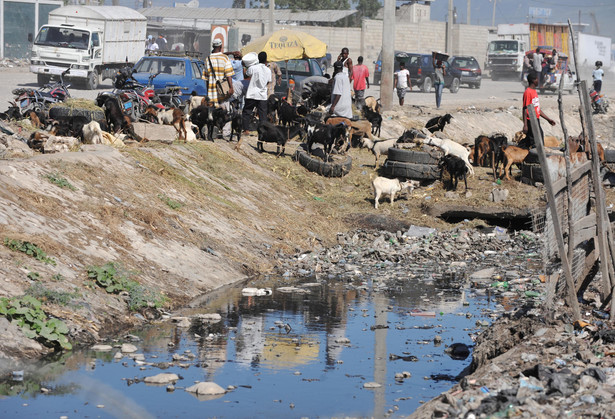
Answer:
[12, 69, 71, 116]
[589, 88, 608, 114]
[109, 67, 164, 121]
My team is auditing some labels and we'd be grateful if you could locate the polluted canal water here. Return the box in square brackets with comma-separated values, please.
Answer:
[0, 228, 543, 418]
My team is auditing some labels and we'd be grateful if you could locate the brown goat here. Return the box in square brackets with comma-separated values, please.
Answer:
[172, 108, 188, 142]
[544, 136, 560, 148]
[473, 135, 491, 167]
[500, 145, 529, 180]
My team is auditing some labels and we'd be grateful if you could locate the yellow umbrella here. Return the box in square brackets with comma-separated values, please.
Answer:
[241, 29, 327, 61]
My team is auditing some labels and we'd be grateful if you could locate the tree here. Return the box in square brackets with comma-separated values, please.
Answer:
[354, 0, 381, 19]
[232, 0, 246, 8]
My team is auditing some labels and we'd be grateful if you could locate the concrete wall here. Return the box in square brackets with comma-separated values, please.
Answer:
[234, 19, 491, 78]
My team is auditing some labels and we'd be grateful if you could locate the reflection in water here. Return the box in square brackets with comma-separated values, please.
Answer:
[0, 269, 502, 418]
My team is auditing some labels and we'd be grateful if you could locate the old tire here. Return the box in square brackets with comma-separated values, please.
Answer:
[37, 74, 50, 87]
[382, 160, 439, 181]
[521, 163, 543, 183]
[422, 77, 432, 93]
[86, 70, 99, 90]
[49, 104, 106, 125]
[449, 77, 460, 94]
[387, 147, 441, 165]
[294, 149, 352, 177]
[523, 148, 562, 165]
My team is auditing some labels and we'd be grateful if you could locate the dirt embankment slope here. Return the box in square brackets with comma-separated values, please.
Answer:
[0, 101, 612, 361]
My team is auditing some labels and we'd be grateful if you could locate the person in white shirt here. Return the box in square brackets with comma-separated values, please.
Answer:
[593, 60, 604, 93]
[328, 60, 353, 119]
[394, 61, 411, 106]
[242, 51, 271, 133]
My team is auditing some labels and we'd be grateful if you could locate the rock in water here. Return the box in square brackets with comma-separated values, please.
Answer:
[143, 373, 179, 384]
[186, 382, 226, 395]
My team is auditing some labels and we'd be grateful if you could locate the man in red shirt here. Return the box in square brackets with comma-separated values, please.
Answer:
[521, 72, 556, 149]
[352, 55, 370, 109]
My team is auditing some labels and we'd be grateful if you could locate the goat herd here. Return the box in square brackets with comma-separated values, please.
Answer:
[1, 87, 607, 211]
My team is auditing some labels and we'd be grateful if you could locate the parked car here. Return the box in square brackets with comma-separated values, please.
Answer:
[274, 58, 327, 101]
[316, 53, 332, 74]
[131, 53, 207, 101]
[373, 50, 413, 85]
[447, 56, 482, 89]
[406, 53, 461, 93]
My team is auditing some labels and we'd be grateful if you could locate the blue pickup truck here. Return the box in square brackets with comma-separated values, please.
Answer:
[131, 53, 207, 101]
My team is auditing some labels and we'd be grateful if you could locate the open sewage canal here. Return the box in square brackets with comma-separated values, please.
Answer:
[0, 227, 543, 418]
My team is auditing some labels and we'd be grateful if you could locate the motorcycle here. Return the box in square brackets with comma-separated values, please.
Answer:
[109, 67, 164, 121]
[589, 88, 608, 114]
[12, 69, 71, 116]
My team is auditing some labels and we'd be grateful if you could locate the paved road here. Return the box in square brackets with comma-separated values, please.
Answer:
[1, 65, 613, 115]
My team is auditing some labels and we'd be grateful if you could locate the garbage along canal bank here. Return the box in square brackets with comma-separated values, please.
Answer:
[0, 227, 550, 418]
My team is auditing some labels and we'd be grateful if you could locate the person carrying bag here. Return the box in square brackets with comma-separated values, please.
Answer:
[204, 39, 234, 104]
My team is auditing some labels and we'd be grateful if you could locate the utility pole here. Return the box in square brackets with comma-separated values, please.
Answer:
[380, 0, 395, 111]
[467, 0, 471, 24]
[491, 0, 496, 27]
[447, 0, 453, 55]
[268, 0, 275, 34]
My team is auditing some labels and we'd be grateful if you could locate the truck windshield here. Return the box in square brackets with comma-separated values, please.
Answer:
[35, 26, 90, 50]
[489, 40, 518, 53]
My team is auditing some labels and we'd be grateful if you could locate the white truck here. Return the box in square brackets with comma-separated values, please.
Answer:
[30, 6, 147, 89]
[576, 33, 611, 69]
[484, 24, 529, 81]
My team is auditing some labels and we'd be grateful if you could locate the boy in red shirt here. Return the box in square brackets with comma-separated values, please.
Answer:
[352, 55, 370, 109]
[521, 72, 556, 149]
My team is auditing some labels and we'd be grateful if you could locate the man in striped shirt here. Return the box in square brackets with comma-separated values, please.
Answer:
[204, 39, 234, 105]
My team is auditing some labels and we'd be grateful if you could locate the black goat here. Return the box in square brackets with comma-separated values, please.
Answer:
[278, 101, 300, 127]
[425, 113, 453, 134]
[267, 95, 280, 123]
[230, 112, 242, 143]
[306, 122, 348, 159]
[397, 129, 426, 143]
[49, 115, 90, 140]
[439, 154, 468, 191]
[362, 106, 383, 137]
[206, 106, 229, 142]
[189, 105, 209, 140]
[253, 121, 304, 156]
[488, 134, 508, 181]
[95, 94, 143, 142]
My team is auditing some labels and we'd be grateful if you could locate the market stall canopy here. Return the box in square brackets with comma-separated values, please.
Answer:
[241, 29, 327, 61]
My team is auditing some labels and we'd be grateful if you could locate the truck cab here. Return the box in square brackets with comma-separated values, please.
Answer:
[486, 39, 526, 80]
[30, 25, 102, 88]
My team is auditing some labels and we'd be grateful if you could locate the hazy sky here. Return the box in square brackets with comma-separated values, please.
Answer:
[124, 0, 615, 42]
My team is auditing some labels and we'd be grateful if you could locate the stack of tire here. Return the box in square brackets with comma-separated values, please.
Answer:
[382, 146, 442, 181]
[521, 149, 566, 184]
[49, 102, 106, 127]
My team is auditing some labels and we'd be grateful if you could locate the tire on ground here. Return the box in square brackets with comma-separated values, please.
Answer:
[382, 160, 439, 181]
[422, 77, 432, 93]
[523, 148, 561, 165]
[387, 147, 440, 165]
[49, 105, 106, 125]
[604, 148, 615, 164]
[294, 149, 352, 177]
[521, 163, 543, 183]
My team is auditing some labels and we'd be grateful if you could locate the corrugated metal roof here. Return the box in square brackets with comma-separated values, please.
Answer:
[138, 7, 356, 23]
[51, 6, 146, 21]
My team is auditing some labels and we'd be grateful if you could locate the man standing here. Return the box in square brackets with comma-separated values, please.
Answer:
[394, 61, 411, 106]
[157, 34, 168, 52]
[266, 60, 282, 98]
[593, 60, 604, 93]
[352, 56, 370, 109]
[328, 60, 353, 119]
[337, 47, 353, 82]
[521, 72, 556, 149]
[531, 48, 543, 83]
[204, 39, 234, 105]
[242, 51, 271, 134]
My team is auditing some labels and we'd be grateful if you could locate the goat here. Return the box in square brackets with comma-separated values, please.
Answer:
[188, 95, 208, 113]
[361, 137, 397, 168]
[488, 134, 508, 181]
[267, 94, 281, 123]
[28, 110, 46, 129]
[544, 135, 560, 148]
[439, 154, 468, 191]
[362, 106, 383, 137]
[95, 95, 145, 142]
[364, 96, 382, 114]
[397, 129, 427, 143]
[421, 135, 474, 175]
[242, 121, 304, 156]
[278, 101, 300, 127]
[326, 117, 373, 151]
[141, 105, 159, 123]
[230, 112, 242, 143]
[206, 106, 229, 142]
[425, 114, 453, 134]
[158, 107, 187, 141]
[28, 131, 49, 151]
[82, 121, 104, 144]
[49, 115, 90, 140]
[473, 135, 491, 167]
[306, 123, 348, 159]
[513, 130, 526, 144]
[500, 145, 529, 180]
[190, 105, 209, 140]
[371, 176, 419, 209]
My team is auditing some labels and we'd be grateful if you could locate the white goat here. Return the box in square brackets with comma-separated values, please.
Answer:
[183, 121, 197, 142]
[372, 176, 419, 209]
[422, 136, 474, 175]
[361, 137, 397, 168]
[188, 95, 207, 113]
[157, 109, 175, 125]
[82, 121, 103, 144]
